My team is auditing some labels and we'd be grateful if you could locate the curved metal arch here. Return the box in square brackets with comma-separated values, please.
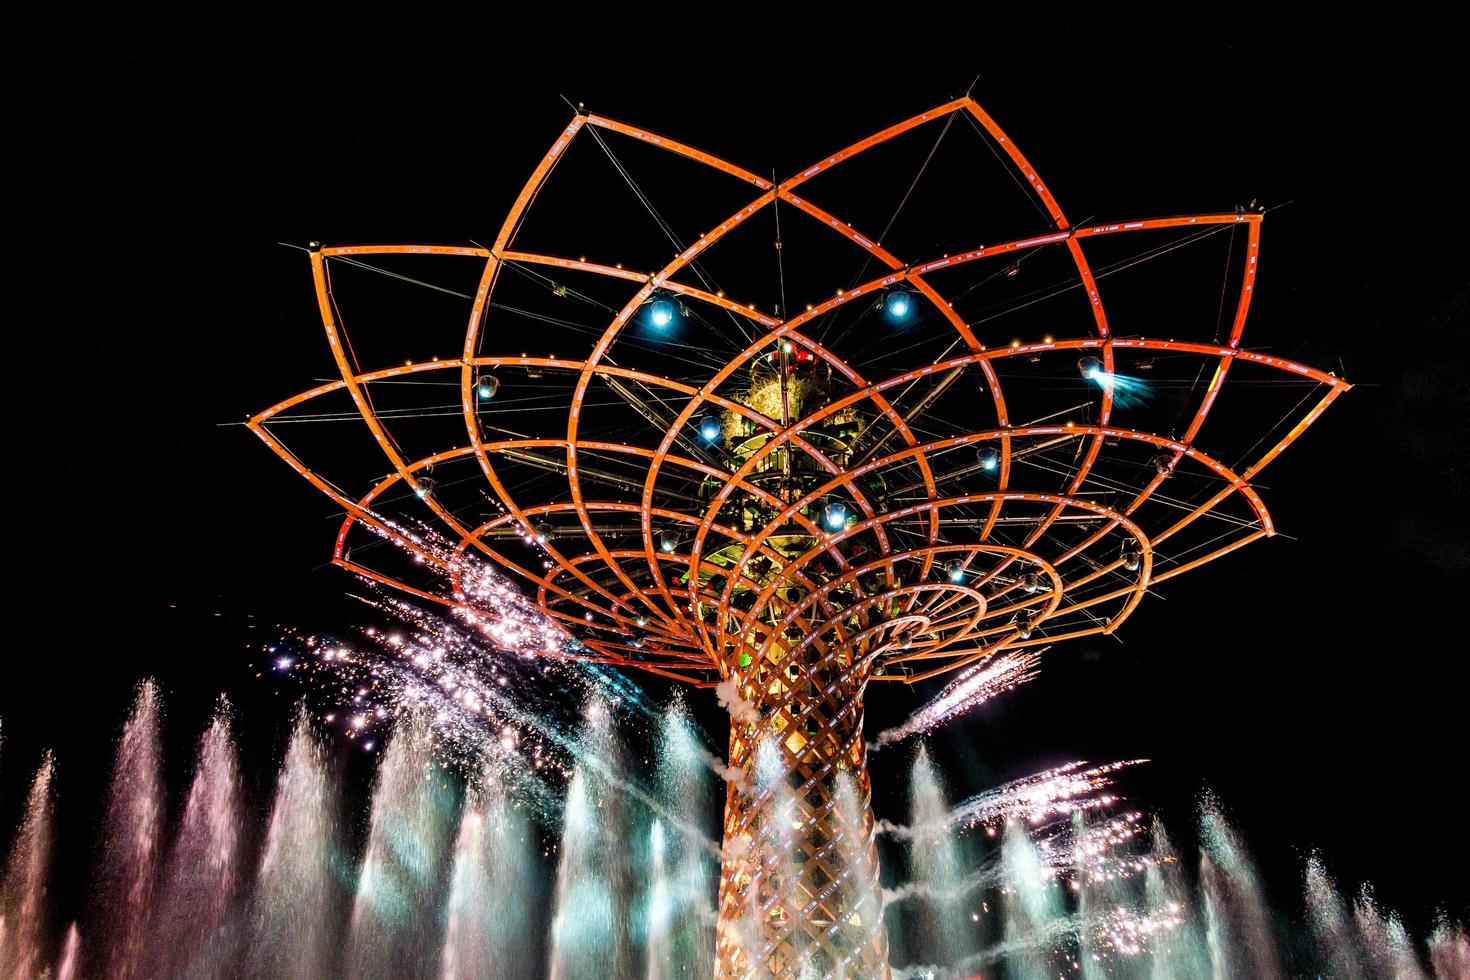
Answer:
[287, 210, 1304, 671]
[254, 331, 1330, 682]
[735, 491, 1145, 652]
[699, 412, 1268, 661]
[251, 351, 900, 650]
[260, 348, 834, 630]
[753, 543, 1052, 662]
[531, 104, 996, 653]
[254, 103, 1346, 693]
[781, 95, 1100, 554]
[469, 499, 841, 649]
[490, 205, 1286, 619]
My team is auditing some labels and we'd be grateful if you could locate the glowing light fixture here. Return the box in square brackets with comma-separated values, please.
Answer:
[945, 559, 965, 583]
[881, 289, 913, 320]
[977, 446, 1001, 472]
[823, 500, 848, 531]
[476, 374, 500, 400]
[1121, 546, 1142, 572]
[649, 297, 676, 327]
[698, 415, 722, 442]
[659, 529, 679, 553]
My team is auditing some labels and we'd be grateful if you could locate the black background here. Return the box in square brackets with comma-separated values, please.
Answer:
[5, 6, 1467, 940]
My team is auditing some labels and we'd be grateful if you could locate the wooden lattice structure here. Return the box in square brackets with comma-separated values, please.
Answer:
[250, 98, 1347, 979]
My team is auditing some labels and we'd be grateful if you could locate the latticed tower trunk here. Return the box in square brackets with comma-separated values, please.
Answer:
[714, 634, 889, 979]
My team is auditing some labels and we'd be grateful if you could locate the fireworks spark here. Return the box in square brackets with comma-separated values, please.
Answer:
[263, 525, 724, 829]
[880, 759, 1143, 842]
[962, 761, 1144, 834]
[1037, 810, 1154, 885]
[869, 651, 1041, 751]
[1084, 902, 1186, 958]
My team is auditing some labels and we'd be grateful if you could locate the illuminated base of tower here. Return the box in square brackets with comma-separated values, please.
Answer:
[714, 637, 889, 979]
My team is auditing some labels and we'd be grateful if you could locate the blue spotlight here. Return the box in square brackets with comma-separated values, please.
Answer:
[945, 559, 965, 583]
[883, 289, 913, 320]
[476, 374, 500, 400]
[698, 415, 722, 442]
[823, 500, 848, 531]
[977, 446, 1001, 472]
[649, 298, 676, 328]
[1079, 354, 1154, 406]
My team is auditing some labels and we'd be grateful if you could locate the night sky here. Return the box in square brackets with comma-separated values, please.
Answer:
[7, 8, 1467, 940]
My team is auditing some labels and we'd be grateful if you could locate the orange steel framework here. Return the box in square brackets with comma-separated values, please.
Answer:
[250, 98, 1347, 980]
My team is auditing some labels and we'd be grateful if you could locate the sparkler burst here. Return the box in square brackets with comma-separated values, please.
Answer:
[960, 760, 1144, 836]
[880, 759, 1143, 842]
[265, 527, 702, 821]
[869, 651, 1042, 751]
[1040, 810, 1154, 886]
[1085, 902, 1187, 958]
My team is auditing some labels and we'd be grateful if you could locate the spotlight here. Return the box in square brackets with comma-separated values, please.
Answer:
[534, 522, 553, 544]
[1078, 356, 1104, 381]
[659, 529, 679, 553]
[881, 288, 913, 320]
[977, 446, 1001, 472]
[649, 298, 676, 328]
[635, 615, 648, 628]
[945, 559, 965, 583]
[629, 633, 646, 649]
[476, 374, 500, 400]
[1021, 572, 1042, 594]
[1152, 453, 1174, 477]
[697, 415, 722, 442]
[1121, 546, 1142, 572]
[823, 500, 848, 531]
[1014, 615, 1034, 640]
[414, 476, 436, 499]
